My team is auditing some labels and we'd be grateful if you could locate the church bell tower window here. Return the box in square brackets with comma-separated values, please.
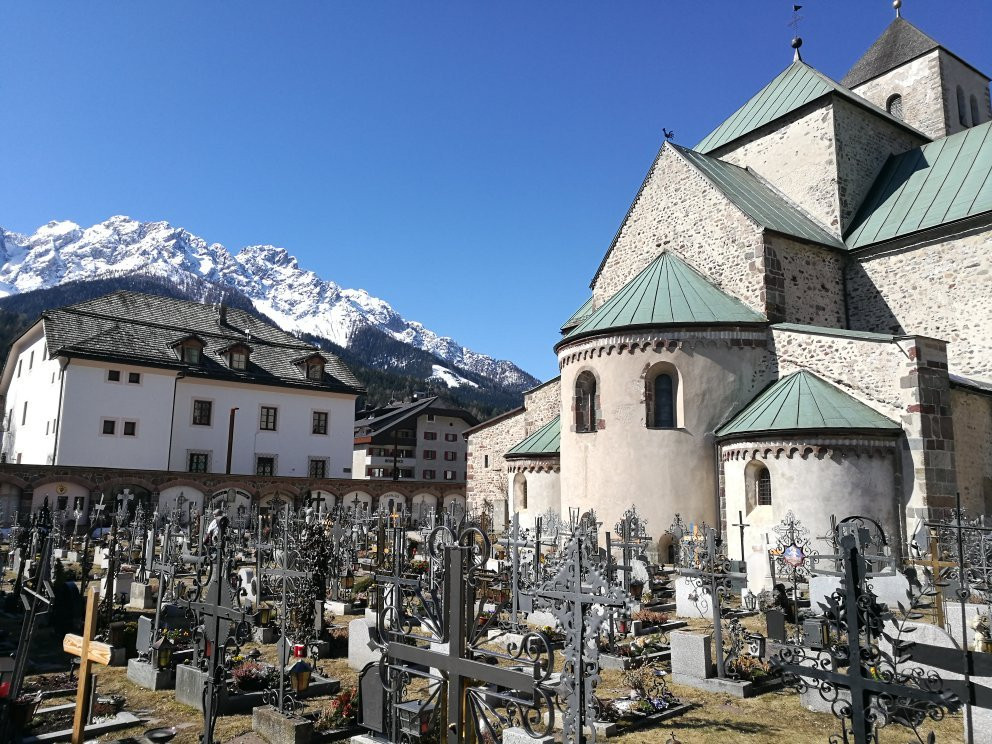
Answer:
[886, 94, 903, 120]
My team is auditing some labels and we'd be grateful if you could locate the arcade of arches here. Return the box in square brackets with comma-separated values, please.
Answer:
[0, 463, 466, 525]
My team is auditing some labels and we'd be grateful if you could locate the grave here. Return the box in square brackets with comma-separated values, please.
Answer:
[175, 662, 341, 714]
[347, 617, 381, 671]
[669, 630, 779, 698]
[127, 580, 156, 610]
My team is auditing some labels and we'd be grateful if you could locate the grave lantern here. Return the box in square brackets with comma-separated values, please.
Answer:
[286, 644, 312, 693]
[151, 635, 174, 670]
[394, 700, 435, 739]
[342, 568, 355, 591]
[742, 590, 757, 612]
[746, 632, 766, 659]
[256, 602, 274, 627]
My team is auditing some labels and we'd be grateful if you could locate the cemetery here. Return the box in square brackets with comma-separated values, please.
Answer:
[0, 488, 986, 744]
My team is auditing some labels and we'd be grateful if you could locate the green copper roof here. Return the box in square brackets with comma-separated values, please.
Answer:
[772, 323, 897, 342]
[674, 145, 844, 248]
[565, 252, 764, 343]
[506, 416, 560, 458]
[716, 370, 901, 438]
[696, 60, 923, 155]
[846, 121, 992, 248]
[561, 296, 595, 332]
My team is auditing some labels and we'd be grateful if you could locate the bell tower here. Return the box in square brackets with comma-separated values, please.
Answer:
[842, 1, 990, 140]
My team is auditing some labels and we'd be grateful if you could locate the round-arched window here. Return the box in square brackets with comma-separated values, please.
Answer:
[652, 373, 676, 428]
[574, 371, 598, 433]
[886, 93, 903, 120]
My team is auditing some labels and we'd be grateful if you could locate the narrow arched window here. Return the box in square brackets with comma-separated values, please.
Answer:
[513, 472, 528, 510]
[757, 468, 772, 506]
[886, 94, 903, 120]
[971, 95, 981, 126]
[958, 86, 969, 127]
[653, 373, 676, 428]
[574, 372, 597, 433]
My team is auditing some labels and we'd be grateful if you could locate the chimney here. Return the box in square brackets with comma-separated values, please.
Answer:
[218, 303, 228, 327]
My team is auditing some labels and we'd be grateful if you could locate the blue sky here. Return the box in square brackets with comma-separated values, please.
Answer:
[2, 1, 990, 382]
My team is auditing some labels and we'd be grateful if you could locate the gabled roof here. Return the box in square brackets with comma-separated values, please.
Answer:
[353, 396, 478, 438]
[846, 120, 992, 248]
[672, 145, 844, 248]
[695, 60, 925, 155]
[561, 297, 595, 333]
[506, 416, 560, 458]
[41, 290, 364, 394]
[563, 252, 764, 346]
[842, 18, 986, 88]
[716, 370, 901, 438]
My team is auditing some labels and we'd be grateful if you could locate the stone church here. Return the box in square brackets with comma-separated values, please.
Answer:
[465, 12, 992, 582]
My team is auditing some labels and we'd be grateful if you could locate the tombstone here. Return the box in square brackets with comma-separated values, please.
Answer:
[630, 558, 650, 586]
[670, 630, 713, 681]
[347, 618, 381, 671]
[128, 581, 156, 610]
[765, 608, 787, 644]
[357, 663, 384, 734]
[502, 728, 554, 744]
[238, 567, 258, 608]
[100, 570, 135, 603]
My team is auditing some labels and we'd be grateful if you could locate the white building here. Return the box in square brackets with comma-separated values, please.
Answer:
[0, 291, 364, 478]
[352, 396, 476, 487]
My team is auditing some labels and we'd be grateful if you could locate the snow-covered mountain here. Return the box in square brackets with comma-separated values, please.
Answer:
[0, 216, 538, 390]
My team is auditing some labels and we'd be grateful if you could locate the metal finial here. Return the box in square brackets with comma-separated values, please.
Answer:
[894, 0, 902, 18]
[789, 5, 804, 61]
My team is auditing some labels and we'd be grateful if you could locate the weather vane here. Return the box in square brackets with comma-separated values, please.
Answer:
[663, 128, 676, 141]
[789, 4, 804, 61]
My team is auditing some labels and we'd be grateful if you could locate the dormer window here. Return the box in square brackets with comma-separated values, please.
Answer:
[293, 352, 327, 381]
[171, 335, 206, 365]
[219, 342, 252, 371]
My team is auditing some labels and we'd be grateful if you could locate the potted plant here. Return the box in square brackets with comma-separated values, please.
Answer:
[9, 693, 41, 730]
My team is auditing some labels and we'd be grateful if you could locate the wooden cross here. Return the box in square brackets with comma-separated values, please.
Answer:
[904, 532, 956, 627]
[731, 510, 750, 563]
[63, 585, 113, 744]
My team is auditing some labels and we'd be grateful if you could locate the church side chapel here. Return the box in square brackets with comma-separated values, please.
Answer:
[467, 3, 992, 588]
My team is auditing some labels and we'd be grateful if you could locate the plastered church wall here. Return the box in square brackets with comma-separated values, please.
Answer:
[591, 146, 767, 314]
[950, 386, 992, 515]
[772, 327, 957, 513]
[558, 329, 775, 554]
[846, 226, 992, 381]
[722, 440, 900, 590]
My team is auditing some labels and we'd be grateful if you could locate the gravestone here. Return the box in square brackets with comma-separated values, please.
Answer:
[347, 618, 381, 671]
[357, 662, 384, 734]
[670, 630, 712, 681]
[238, 567, 258, 608]
[128, 581, 156, 610]
[502, 728, 554, 744]
[765, 608, 787, 644]
[809, 571, 910, 612]
[136, 615, 154, 654]
[100, 570, 135, 603]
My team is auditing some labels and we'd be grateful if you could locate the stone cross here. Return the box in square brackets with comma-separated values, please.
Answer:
[63, 586, 113, 744]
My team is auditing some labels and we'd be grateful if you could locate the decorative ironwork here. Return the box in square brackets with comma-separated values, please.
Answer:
[535, 526, 630, 744]
[773, 531, 960, 744]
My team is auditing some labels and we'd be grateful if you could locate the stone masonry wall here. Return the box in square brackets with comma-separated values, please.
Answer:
[950, 386, 992, 515]
[832, 96, 928, 233]
[938, 51, 992, 136]
[768, 234, 846, 327]
[850, 51, 947, 140]
[466, 411, 523, 509]
[523, 377, 561, 435]
[717, 101, 841, 235]
[846, 225, 992, 380]
[772, 328, 956, 513]
[466, 377, 561, 510]
[592, 144, 766, 313]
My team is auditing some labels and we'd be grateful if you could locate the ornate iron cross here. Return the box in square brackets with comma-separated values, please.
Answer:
[378, 538, 556, 744]
[774, 531, 960, 744]
[535, 528, 629, 744]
